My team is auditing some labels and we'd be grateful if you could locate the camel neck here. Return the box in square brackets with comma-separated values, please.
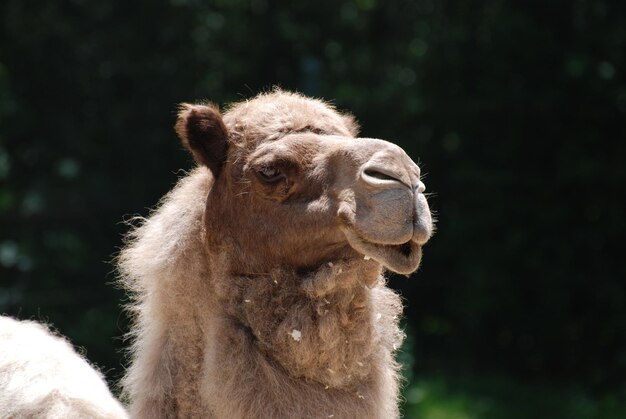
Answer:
[208, 260, 383, 389]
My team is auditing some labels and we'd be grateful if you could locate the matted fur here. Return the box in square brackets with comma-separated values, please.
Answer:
[0, 316, 128, 419]
[118, 90, 432, 418]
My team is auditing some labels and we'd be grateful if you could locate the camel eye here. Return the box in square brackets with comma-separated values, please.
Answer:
[257, 166, 283, 182]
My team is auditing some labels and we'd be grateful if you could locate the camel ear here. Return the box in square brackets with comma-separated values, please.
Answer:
[175, 103, 228, 176]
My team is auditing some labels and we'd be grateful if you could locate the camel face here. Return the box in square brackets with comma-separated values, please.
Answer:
[177, 91, 433, 275]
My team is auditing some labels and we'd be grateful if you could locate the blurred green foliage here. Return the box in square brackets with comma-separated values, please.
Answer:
[404, 376, 626, 419]
[1, 0, 625, 416]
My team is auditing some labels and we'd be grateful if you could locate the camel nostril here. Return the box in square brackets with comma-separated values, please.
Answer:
[362, 167, 407, 188]
[363, 169, 400, 182]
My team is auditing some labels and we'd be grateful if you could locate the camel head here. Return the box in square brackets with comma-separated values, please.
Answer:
[175, 91, 433, 275]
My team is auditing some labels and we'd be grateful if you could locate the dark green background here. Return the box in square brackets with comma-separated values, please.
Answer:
[1, 1, 624, 417]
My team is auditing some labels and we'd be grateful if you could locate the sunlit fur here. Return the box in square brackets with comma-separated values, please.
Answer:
[118, 90, 430, 418]
[0, 316, 128, 419]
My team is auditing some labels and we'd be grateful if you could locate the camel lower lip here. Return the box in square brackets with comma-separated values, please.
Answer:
[341, 228, 422, 275]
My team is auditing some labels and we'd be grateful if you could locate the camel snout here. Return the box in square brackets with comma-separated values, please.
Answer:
[413, 192, 433, 245]
[414, 180, 426, 194]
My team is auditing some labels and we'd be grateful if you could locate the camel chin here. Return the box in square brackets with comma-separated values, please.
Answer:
[342, 227, 423, 275]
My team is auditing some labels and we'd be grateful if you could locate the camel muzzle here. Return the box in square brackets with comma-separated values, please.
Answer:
[338, 139, 433, 274]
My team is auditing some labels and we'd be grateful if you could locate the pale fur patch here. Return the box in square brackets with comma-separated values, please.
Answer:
[0, 316, 128, 419]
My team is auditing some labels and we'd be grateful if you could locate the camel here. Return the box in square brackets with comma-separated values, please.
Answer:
[118, 89, 433, 418]
[0, 316, 128, 419]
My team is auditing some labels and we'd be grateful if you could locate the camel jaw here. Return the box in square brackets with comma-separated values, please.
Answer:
[341, 228, 423, 275]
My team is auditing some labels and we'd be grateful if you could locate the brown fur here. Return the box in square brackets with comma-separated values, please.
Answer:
[118, 90, 433, 418]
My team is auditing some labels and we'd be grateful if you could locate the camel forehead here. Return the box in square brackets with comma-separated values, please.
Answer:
[222, 90, 357, 150]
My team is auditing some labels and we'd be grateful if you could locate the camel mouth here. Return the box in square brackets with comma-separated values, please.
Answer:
[397, 241, 413, 257]
[341, 228, 423, 275]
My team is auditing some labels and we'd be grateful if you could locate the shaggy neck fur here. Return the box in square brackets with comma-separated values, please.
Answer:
[119, 168, 405, 418]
